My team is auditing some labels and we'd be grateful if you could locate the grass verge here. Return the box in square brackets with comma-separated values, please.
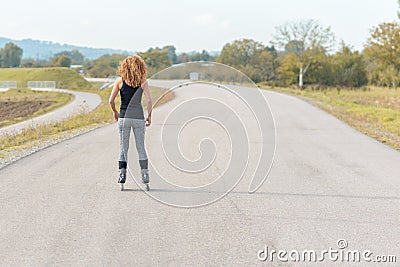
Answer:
[260, 85, 400, 150]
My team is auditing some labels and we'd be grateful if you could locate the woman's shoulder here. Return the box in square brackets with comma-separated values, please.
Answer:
[115, 77, 123, 88]
[141, 80, 148, 88]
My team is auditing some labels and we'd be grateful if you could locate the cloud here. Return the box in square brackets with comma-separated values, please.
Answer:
[194, 13, 231, 30]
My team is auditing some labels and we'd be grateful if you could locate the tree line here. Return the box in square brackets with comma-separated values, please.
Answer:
[1, 14, 399, 89]
[0, 43, 217, 78]
[218, 19, 399, 89]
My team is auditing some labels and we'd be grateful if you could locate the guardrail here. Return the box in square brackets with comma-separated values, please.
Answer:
[85, 77, 116, 90]
[0, 81, 17, 91]
[27, 81, 56, 89]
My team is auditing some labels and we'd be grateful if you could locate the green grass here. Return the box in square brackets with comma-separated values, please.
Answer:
[0, 68, 94, 90]
[260, 85, 400, 150]
[0, 86, 174, 155]
[0, 88, 73, 127]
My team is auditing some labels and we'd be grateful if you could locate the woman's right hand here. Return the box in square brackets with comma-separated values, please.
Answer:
[146, 116, 151, 127]
[113, 111, 119, 121]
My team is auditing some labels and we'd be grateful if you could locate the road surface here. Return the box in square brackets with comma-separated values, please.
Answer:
[0, 89, 101, 137]
[0, 82, 399, 266]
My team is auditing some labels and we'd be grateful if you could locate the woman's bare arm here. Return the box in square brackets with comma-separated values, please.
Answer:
[109, 77, 122, 121]
[142, 80, 153, 126]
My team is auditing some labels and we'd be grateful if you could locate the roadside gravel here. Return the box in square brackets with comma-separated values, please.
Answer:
[0, 122, 112, 170]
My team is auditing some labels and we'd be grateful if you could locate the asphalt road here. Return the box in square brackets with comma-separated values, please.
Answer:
[0, 81, 399, 266]
[0, 88, 101, 137]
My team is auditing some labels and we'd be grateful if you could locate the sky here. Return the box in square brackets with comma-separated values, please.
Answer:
[0, 0, 398, 53]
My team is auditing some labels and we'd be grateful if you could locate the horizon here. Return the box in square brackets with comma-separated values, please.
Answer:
[0, 0, 398, 53]
[0, 35, 223, 56]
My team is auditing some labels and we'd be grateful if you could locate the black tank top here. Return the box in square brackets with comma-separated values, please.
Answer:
[119, 80, 144, 119]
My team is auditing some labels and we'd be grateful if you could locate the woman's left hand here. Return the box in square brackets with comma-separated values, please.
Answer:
[146, 116, 151, 127]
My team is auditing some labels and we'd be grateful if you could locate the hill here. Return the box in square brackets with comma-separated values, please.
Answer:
[0, 37, 134, 60]
[0, 68, 93, 90]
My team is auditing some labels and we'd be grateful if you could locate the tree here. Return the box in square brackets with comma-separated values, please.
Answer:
[219, 39, 265, 67]
[86, 54, 126, 77]
[379, 65, 400, 89]
[364, 22, 400, 88]
[52, 55, 72, 67]
[162, 45, 177, 64]
[331, 43, 367, 87]
[277, 48, 330, 86]
[53, 50, 84, 65]
[277, 52, 299, 85]
[250, 46, 278, 82]
[218, 39, 278, 83]
[138, 48, 172, 76]
[0, 42, 23, 67]
[272, 20, 335, 87]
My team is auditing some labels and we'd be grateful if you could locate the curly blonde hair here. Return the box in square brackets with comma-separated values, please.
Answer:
[117, 55, 147, 88]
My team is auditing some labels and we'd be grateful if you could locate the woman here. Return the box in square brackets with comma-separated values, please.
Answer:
[109, 55, 152, 191]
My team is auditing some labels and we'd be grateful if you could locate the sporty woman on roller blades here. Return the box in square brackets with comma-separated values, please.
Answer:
[109, 55, 152, 191]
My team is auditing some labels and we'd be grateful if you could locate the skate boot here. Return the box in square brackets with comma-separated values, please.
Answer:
[141, 169, 150, 191]
[118, 168, 126, 191]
